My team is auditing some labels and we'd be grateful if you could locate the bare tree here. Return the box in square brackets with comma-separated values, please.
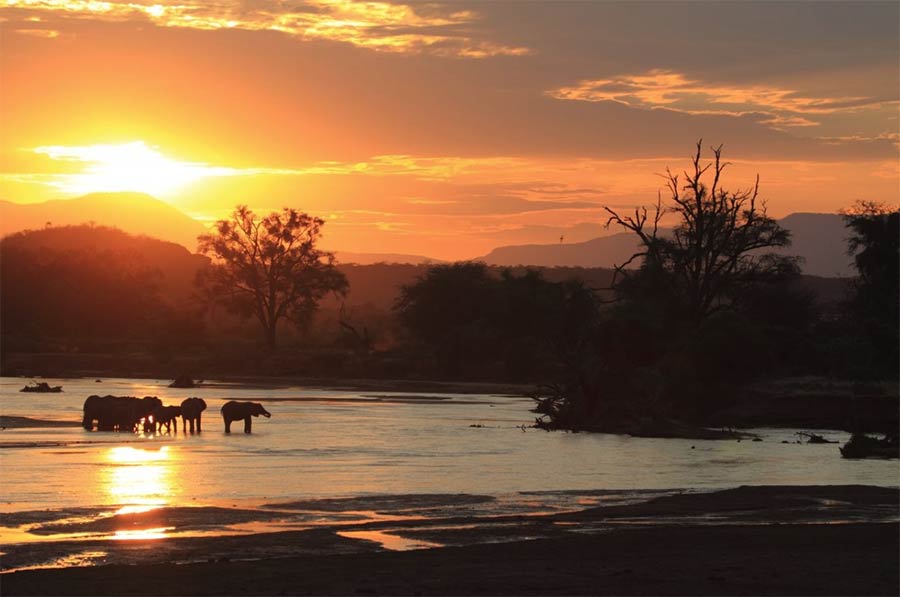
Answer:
[197, 205, 347, 349]
[604, 141, 797, 323]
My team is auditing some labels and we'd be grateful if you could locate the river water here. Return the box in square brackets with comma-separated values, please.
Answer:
[1, 376, 897, 566]
[3, 375, 897, 507]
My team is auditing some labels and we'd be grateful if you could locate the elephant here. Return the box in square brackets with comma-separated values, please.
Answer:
[180, 397, 207, 433]
[155, 405, 182, 433]
[83, 395, 115, 430]
[82, 395, 162, 432]
[221, 401, 271, 434]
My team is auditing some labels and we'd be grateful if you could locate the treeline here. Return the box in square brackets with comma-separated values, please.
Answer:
[0, 224, 616, 378]
[0, 203, 892, 400]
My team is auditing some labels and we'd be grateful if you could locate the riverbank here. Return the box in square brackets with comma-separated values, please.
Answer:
[2, 485, 898, 596]
[4, 523, 896, 596]
[710, 376, 898, 433]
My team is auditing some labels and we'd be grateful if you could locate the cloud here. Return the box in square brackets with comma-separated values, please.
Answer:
[11, 27, 60, 37]
[548, 69, 890, 131]
[4, 0, 531, 57]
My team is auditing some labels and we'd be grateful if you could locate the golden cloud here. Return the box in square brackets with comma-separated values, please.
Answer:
[548, 69, 885, 130]
[12, 27, 60, 37]
[4, 0, 531, 57]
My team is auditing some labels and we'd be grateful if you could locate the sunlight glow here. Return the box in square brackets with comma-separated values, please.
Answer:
[104, 446, 176, 510]
[108, 445, 170, 464]
[33, 141, 238, 197]
[115, 504, 162, 516]
[112, 527, 174, 540]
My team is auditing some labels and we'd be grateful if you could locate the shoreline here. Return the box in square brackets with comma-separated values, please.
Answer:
[2, 485, 898, 595]
[4, 523, 897, 596]
[2, 372, 534, 397]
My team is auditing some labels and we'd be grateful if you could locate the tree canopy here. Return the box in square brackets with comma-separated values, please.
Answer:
[605, 141, 798, 324]
[197, 205, 347, 349]
[394, 263, 596, 379]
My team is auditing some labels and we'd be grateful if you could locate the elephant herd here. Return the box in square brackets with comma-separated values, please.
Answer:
[82, 395, 272, 434]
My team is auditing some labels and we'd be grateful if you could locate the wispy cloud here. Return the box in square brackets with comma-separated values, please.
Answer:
[11, 26, 60, 37]
[548, 69, 888, 130]
[4, 0, 531, 57]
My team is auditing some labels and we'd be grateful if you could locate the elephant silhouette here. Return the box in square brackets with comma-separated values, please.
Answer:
[82, 395, 162, 432]
[221, 401, 271, 434]
[155, 405, 182, 433]
[180, 397, 207, 433]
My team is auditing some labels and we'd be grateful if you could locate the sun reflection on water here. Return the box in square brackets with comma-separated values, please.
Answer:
[112, 527, 175, 541]
[101, 446, 181, 532]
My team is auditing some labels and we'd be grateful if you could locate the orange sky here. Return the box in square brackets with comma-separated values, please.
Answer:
[1, 0, 898, 259]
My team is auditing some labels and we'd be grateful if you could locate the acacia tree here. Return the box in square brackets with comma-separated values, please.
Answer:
[605, 141, 798, 324]
[534, 142, 804, 430]
[197, 205, 347, 349]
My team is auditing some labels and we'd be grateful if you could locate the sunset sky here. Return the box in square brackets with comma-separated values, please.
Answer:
[1, 0, 898, 259]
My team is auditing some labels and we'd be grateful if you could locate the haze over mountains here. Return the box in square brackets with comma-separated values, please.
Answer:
[480, 213, 855, 277]
[0, 193, 854, 277]
[0, 192, 207, 252]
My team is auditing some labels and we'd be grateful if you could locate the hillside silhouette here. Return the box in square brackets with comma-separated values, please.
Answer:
[1, 225, 209, 303]
[1, 226, 205, 351]
[0, 192, 208, 251]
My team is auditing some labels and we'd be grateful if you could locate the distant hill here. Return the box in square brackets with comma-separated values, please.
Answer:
[0, 224, 209, 303]
[0, 192, 208, 252]
[775, 213, 853, 278]
[481, 232, 641, 270]
[335, 251, 446, 265]
[481, 213, 855, 277]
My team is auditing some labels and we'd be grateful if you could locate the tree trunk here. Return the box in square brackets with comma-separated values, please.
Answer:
[265, 324, 277, 350]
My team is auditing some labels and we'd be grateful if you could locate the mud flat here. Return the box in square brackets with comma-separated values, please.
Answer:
[2, 485, 897, 596]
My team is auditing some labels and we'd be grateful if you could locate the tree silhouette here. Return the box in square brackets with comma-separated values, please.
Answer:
[197, 205, 347, 349]
[841, 200, 899, 374]
[534, 142, 808, 431]
[605, 141, 798, 324]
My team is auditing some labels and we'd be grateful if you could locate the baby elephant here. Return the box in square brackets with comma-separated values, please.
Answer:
[221, 401, 271, 434]
[155, 405, 182, 433]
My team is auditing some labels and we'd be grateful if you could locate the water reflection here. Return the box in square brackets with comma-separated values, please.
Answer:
[338, 530, 443, 551]
[112, 527, 174, 540]
[101, 446, 180, 516]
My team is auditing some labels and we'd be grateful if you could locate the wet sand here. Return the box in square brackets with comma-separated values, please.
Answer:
[3, 485, 898, 596]
[3, 524, 896, 596]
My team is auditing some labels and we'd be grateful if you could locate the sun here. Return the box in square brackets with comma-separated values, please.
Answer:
[33, 141, 234, 197]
